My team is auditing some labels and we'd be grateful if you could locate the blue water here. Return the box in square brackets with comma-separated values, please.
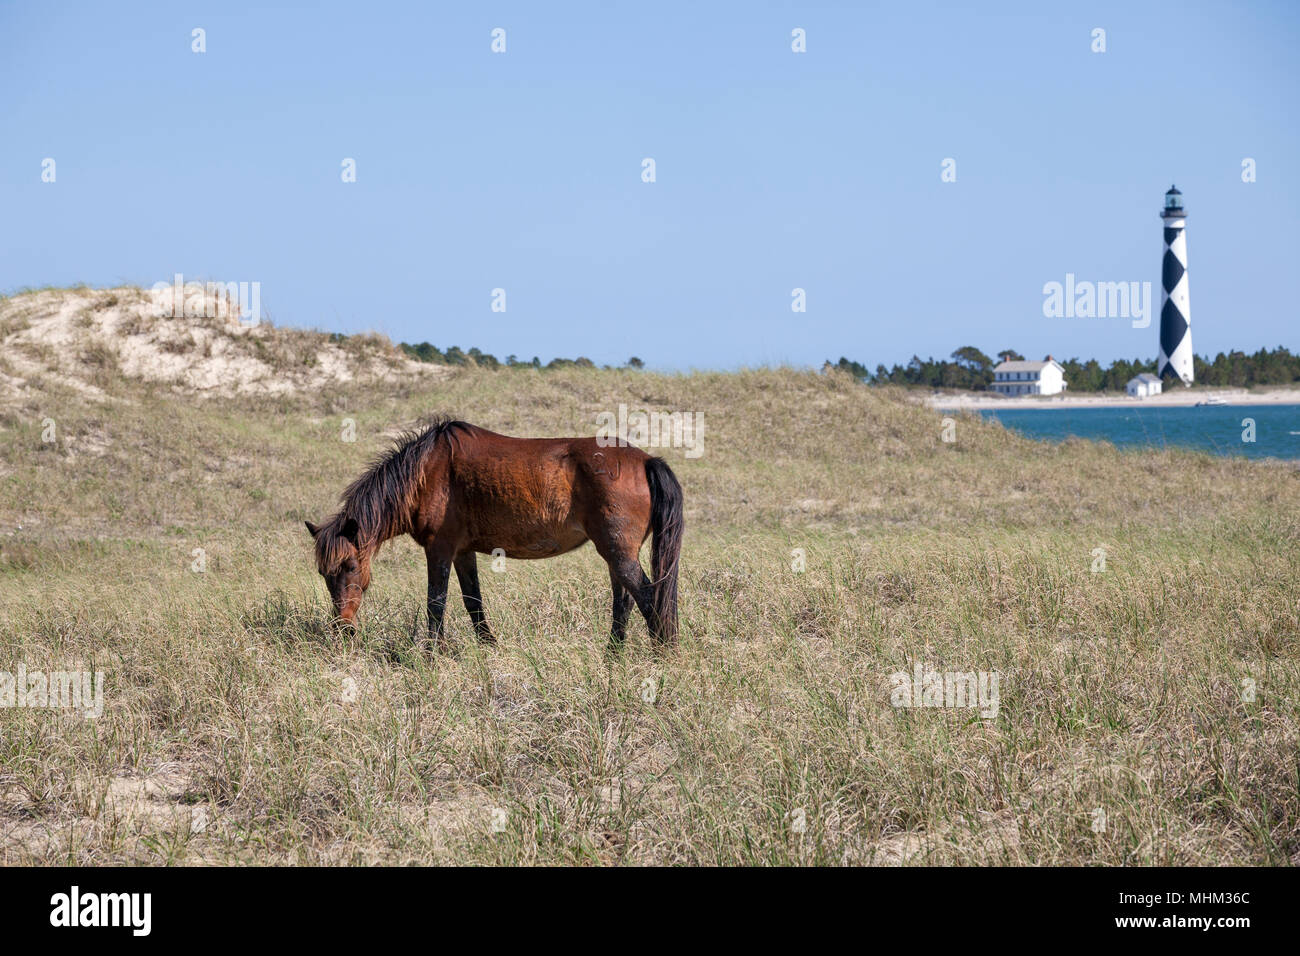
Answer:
[979, 404, 1300, 460]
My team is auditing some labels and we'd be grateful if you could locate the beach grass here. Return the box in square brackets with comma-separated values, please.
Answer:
[1, 362, 1297, 864]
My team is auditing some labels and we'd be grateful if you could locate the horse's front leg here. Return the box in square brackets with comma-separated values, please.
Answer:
[425, 547, 452, 652]
[454, 551, 496, 645]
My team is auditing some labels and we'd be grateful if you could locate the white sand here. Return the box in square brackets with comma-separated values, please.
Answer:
[925, 386, 1300, 410]
[0, 286, 446, 401]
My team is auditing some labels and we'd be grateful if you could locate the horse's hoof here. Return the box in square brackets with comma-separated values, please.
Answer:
[415, 637, 448, 657]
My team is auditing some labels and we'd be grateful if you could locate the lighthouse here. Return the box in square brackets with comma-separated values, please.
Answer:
[1158, 185, 1193, 384]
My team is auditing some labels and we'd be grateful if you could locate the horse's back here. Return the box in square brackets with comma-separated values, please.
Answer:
[445, 427, 651, 557]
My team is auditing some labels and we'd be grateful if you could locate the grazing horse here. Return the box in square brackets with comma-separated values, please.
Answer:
[305, 418, 684, 649]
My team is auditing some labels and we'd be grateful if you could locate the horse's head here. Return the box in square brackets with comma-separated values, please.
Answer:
[305, 516, 372, 625]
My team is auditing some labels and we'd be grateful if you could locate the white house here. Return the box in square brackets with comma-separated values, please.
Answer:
[990, 357, 1067, 396]
[1126, 373, 1162, 398]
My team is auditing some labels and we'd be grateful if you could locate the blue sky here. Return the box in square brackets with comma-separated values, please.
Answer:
[2, 1, 1296, 370]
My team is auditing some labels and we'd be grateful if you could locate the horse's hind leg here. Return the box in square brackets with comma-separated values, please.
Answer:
[608, 566, 634, 650]
[454, 552, 496, 645]
[600, 549, 656, 643]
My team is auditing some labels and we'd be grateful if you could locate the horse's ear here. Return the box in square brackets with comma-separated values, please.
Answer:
[340, 517, 360, 544]
[305, 520, 320, 538]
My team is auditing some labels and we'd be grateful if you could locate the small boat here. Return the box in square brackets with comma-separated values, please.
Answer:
[1195, 395, 1229, 407]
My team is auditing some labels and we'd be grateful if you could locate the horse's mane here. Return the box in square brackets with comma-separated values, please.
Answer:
[313, 417, 469, 572]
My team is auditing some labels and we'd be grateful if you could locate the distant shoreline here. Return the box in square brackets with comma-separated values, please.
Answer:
[924, 386, 1300, 411]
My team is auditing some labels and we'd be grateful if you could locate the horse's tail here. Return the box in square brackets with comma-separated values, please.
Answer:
[645, 456, 684, 643]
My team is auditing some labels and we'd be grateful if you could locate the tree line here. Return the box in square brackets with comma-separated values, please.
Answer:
[399, 341, 645, 371]
[828, 345, 1300, 391]
[394, 338, 1300, 389]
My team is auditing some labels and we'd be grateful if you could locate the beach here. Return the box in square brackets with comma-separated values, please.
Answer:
[925, 385, 1300, 410]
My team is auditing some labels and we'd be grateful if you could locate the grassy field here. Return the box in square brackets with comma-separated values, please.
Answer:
[1, 302, 1298, 864]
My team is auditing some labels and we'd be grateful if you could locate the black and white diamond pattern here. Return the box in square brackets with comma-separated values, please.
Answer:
[1158, 218, 1193, 384]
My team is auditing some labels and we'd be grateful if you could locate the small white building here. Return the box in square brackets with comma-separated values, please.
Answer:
[990, 357, 1067, 396]
[1127, 372, 1162, 398]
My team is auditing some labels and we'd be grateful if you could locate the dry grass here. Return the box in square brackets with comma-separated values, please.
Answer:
[0, 330, 1297, 865]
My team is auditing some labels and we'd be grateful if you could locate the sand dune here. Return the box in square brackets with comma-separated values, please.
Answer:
[0, 286, 443, 402]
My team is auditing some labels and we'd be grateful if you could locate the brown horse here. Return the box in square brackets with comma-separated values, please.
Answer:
[305, 419, 684, 649]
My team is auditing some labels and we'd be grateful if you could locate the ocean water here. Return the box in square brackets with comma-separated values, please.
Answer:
[978, 404, 1300, 460]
